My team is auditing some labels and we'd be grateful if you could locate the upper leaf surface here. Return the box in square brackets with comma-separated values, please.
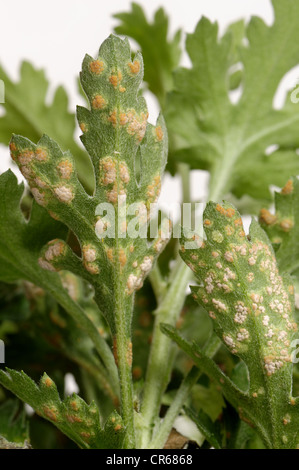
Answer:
[166, 0, 299, 201]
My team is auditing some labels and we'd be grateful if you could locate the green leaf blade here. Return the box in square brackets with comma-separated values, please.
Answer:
[166, 0, 299, 202]
[0, 62, 93, 191]
[0, 369, 124, 449]
[178, 201, 299, 448]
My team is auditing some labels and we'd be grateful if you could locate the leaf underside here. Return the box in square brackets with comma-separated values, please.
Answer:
[164, 200, 299, 448]
[0, 369, 124, 449]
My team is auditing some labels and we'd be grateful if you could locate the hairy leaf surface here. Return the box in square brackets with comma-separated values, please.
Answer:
[259, 177, 299, 275]
[165, 201, 299, 448]
[0, 369, 124, 449]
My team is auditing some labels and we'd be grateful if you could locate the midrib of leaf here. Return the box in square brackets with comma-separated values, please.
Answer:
[209, 105, 299, 201]
[193, 39, 232, 200]
[240, 113, 299, 152]
[109, 42, 135, 449]
[208, 137, 240, 201]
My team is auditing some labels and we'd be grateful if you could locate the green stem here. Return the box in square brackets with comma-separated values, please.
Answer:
[114, 284, 136, 448]
[148, 335, 221, 449]
[140, 259, 192, 448]
[149, 367, 199, 449]
[45, 280, 120, 395]
[140, 168, 225, 447]
[105, 49, 136, 448]
[149, 264, 167, 302]
[177, 162, 191, 204]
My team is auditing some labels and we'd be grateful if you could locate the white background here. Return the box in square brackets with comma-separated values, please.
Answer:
[0, 0, 280, 207]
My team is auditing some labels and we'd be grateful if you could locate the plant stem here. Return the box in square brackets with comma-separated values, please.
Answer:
[148, 335, 221, 449]
[140, 258, 193, 448]
[140, 168, 225, 447]
[114, 281, 136, 448]
[150, 366, 199, 449]
[149, 264, 168, 302]
[140, 163, 193, 447]
[177, 162, 191, 204]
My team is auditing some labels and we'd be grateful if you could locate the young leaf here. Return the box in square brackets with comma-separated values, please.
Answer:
[166, 0, 299, 201]
[170, 201, 299, 448]
[114, 3, 181, 106]
[259, 177, 299, 274]
[0, 369, 124, 449]
[0, 62, 93, 190]
[0, 400, 30, 449]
